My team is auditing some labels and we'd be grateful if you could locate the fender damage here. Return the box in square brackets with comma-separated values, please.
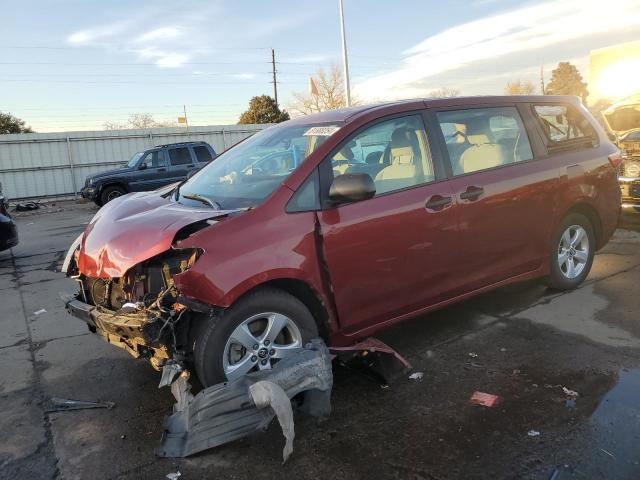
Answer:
[64, 191, 243, 369]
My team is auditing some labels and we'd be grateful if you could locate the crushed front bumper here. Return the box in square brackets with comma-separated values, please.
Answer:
[65, 296, 170, 368]
[80, 186, 98, 201]
[619, 176, 640, 213]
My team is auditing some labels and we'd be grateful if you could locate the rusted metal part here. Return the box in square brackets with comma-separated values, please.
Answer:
[329, 337, 412, 384]
[156, 338, 332, 459]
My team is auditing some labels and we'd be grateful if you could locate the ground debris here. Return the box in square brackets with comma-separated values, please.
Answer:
[45, 397, 115, 412]
[166, 472, 181, 480]
[408, 371, 424, 381]
[470, 391, 500, 407]
[528, 430, 541, 437]
[562, 386, 579, 398]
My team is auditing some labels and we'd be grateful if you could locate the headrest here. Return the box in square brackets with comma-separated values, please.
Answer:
[391, 127, 417, 148]
[467, 134, 490, 145]
[365, 151, 382, 164]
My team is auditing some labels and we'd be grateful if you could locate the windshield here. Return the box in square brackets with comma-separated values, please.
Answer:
[176, 122, 341, 209]
[126, 152, 144, 168]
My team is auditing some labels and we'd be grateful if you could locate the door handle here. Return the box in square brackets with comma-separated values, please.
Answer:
[459, 186, 484, 201]
[425, 195, 452, 211]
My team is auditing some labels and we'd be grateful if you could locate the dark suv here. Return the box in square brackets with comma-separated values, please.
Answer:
[81, 141, 217, 205]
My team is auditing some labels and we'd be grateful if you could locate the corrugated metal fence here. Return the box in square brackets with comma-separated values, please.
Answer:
[0, 124, 265, 200]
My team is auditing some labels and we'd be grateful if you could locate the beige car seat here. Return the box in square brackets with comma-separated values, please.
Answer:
[460, 133, 507, 173]
[375, 128, 420, 193]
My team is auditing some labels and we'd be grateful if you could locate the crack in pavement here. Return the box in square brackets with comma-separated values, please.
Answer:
[9, 248, 61, 479]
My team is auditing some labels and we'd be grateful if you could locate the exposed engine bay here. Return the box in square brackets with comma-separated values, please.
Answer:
[66, 245, 207, 370]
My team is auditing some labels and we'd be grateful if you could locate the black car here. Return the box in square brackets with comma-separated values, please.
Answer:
[81, 141, 217, 206]
[0, 183, 18, 252]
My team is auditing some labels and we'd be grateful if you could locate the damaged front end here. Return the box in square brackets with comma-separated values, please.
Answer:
[65, 246, 208, 369]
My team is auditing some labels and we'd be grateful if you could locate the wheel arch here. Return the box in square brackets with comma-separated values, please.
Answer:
[228, 278, 332, 341]
[562, 202, 604, 250]
[97, 181, 129, 196]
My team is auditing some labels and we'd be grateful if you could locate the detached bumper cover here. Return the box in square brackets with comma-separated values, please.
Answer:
[65, 297, 170, 365]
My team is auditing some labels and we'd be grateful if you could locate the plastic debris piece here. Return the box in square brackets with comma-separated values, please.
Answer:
[249, 381, 295, 464]
[468, 352, 479, 358]
[46, 397, 115, 412]
[600, 448, 615, 459]
[564, 399, 576, 409]
[470, 391, 500, 407]
[408, 372, 424, 381]
[562, 387, 579, 398]
[166, 472, 181, 480]
[500, 348, 507, 352]
[34, 309, 47, 315]
[528, 430, 541, 437]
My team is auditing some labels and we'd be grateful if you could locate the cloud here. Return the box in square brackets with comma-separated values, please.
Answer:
[136, 27, 182, 43]
[355, 0, 640, 100]
[66, 21, 131, 45]
[233, 73, 256, 79]
[135, 47, 189, 68]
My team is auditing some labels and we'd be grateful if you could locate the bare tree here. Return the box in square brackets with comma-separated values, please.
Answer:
[504, 80, 536, 96]
[428, 87, 460, 98]
[104, 113, 177, 130]
[290, 64, 357, 115]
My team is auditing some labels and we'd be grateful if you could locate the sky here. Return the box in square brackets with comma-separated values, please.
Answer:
[1, 0, 639, 132]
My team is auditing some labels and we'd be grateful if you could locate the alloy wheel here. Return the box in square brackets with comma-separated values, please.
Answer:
[222, 312, 303, 381]
[557, 224, 589, 279]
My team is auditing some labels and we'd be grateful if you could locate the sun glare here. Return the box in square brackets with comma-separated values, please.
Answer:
[596, 59, 640, 99]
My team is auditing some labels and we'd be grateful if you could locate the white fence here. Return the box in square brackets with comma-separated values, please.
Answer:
[0, 124, 265, 200]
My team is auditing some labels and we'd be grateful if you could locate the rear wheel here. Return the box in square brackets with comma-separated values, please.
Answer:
[193, 287, 319, 387]
[100, 185, 125, 205]
[547, 213, 595, 290]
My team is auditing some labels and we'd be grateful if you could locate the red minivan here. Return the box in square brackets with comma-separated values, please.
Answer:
[64, 96, 621, 386]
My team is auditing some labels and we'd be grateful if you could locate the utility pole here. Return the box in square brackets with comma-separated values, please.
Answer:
[271, 48, 278, 107]
[183, 104, 189, 132]
[338, 0, 351, 107]
[540, 65, 545, 95]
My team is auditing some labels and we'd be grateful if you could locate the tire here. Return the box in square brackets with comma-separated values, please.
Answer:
[546, 213, 595, 290]
[194, 287, 319, 387]
[100, 185, 126, 205]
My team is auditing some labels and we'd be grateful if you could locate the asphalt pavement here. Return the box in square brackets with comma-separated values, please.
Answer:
[1, 202, 640, 480]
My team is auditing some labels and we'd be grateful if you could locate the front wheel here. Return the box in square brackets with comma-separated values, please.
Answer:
[100, 185, 125, 205]
[193, 287, 319, 387]
[546, 213, 595, 290]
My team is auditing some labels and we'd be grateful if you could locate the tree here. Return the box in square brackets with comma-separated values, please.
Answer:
[291, 64, 355, 115]
[428, 87, 460, 98]
[104, 113, 177, 130]
[0, 112, 33, 134]
[238, 95, 290, 124]
[545, 62, 588, 102]
[504, 80, 536, 95]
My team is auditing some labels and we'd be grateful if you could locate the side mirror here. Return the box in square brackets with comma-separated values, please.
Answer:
[329, 173, 376, 204]
[138, 163, 147, 170]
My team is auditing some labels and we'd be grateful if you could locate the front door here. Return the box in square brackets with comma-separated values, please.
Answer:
[433, 105, 559, 293]
[317, 113, 461, 335]
[129, 149, 169, 191]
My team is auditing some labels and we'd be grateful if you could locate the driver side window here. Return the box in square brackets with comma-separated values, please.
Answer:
[329, 115, 434, 196]
[140, 150, 167, 168]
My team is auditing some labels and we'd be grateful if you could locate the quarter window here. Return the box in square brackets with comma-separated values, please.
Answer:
[533, 104, 596, 151]
[193, 145, 214, 163]
[329, 115, 434, 196]
[437, 107, 533, 176]
[169, 147, 193, 166]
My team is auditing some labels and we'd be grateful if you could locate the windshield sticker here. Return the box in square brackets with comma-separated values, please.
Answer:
[303, 126, 341, 137]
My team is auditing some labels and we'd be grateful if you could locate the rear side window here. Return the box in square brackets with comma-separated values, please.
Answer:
[168, 147, 193, 165]
[532, 104, 596, 152]
[437, 106, 533, 176]
[193, 145, 214, 163]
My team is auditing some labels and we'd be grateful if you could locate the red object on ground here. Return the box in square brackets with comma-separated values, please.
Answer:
[470, 391, 500, 407]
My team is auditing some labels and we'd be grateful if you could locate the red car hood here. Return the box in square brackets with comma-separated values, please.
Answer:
[78, 192, 236, 278]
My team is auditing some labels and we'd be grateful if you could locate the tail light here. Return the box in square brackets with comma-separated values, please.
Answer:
[608, 152, 623, 169]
